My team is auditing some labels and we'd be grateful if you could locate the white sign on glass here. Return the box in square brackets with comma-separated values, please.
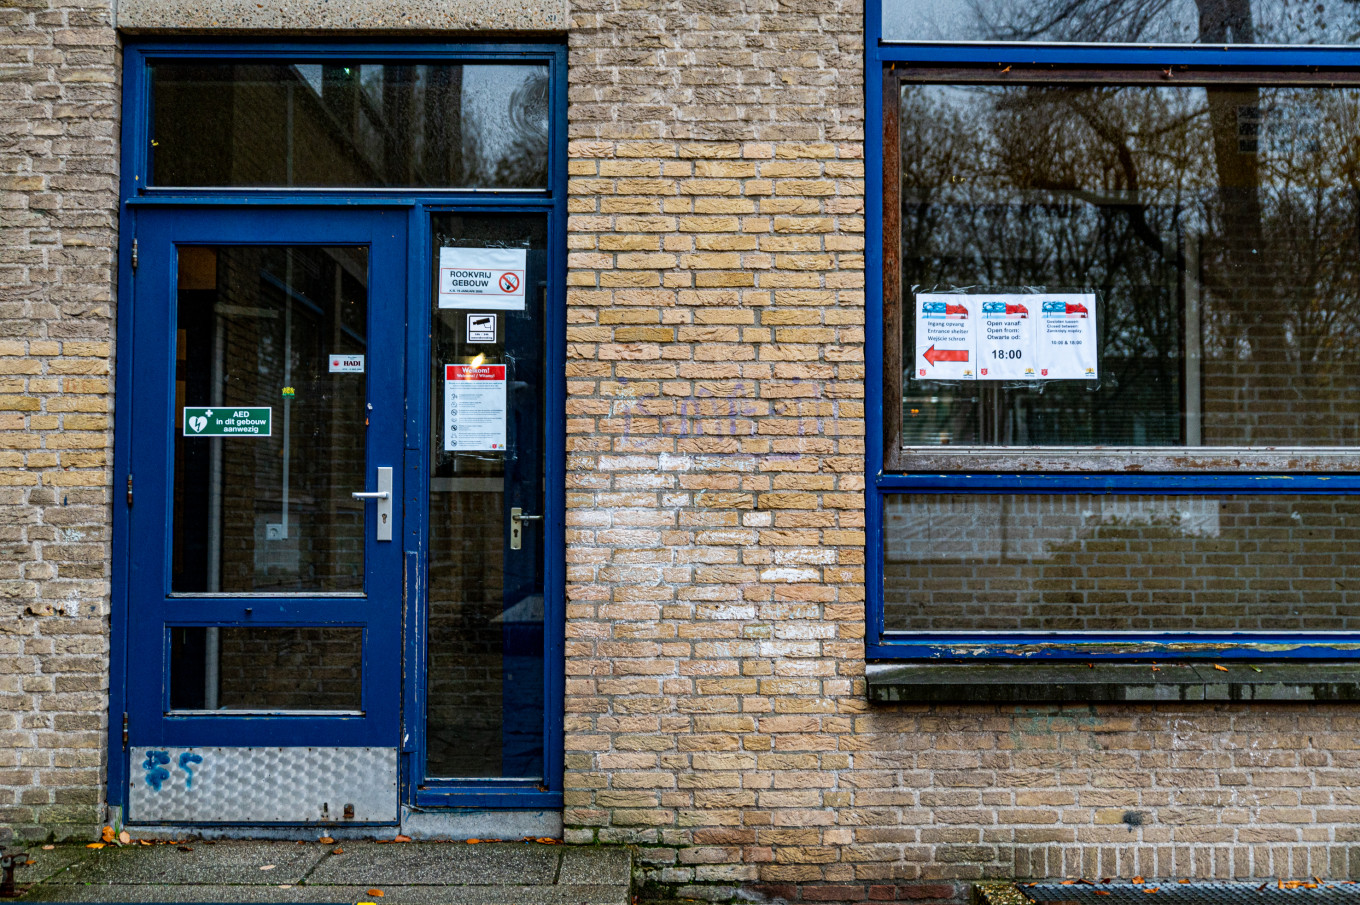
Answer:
[438, 247, 527, 311]
[915, 292, 1097, 381]
[443, 363, 507, 451]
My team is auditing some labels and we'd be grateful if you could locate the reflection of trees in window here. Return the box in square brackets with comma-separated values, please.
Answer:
[900, 77, 1360, 446]
[903, 0, 1360, 45]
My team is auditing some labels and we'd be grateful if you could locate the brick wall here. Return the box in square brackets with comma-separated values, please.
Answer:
[0, 0, 117, 845]
[563, 3, 1360, 904]
[560, 0, 871, 893]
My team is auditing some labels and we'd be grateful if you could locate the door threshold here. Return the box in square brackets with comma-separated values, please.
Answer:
[400, 806, 562, 840]
[116, 808, 561, 841]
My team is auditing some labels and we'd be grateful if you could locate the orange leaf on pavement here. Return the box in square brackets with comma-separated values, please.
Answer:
[319, 837, 334, 844]
[86, 843, 105, 849]
[101, 826, 115, 843]
[393, 835, 411, 843]
[367, 889, 385, 897]
[1213, 664, 1228, 672]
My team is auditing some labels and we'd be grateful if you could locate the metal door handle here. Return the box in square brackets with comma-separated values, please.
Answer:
[353, 467, 393, 541]
[510, 507, 541, 550]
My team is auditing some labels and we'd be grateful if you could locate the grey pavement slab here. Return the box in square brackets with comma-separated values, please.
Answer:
[556, 848, 631, 886]
[47, 842, 330, 886]
[20, 883, 628, 905]
[305, 842, 560, 886]
[8, 846, 96, 886]
[16, 842, 631, 905]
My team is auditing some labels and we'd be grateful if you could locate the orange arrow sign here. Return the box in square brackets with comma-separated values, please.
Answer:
[923, 345, 969, 366]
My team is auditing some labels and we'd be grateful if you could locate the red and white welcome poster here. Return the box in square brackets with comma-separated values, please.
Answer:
[443, 363, 507, 451]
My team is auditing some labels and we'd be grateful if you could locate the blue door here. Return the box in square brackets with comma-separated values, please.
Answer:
[122, 207, 408, 823]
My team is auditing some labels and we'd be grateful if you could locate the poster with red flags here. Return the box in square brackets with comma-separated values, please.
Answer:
[914, 293, 1097, 382]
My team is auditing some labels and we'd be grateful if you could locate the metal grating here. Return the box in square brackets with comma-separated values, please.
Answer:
[1025, 883, 1360, 905]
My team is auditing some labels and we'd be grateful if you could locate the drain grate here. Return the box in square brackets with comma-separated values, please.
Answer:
[1023, 883, 1360, 905]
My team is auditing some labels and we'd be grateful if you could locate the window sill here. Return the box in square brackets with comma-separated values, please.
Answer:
[866, 661, 1360, 704]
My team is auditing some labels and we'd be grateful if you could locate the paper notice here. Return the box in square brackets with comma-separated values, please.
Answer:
[1037, 294, 1098, 380]
[914, 293, 977, 380]
[977, 296, 1037, 381]
[443, 364, 507, 451]
[438, 247, 527, 311]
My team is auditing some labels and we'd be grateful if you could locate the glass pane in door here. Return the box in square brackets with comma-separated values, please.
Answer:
[172, 245, 369, 593]
[425, 214, 547, 779]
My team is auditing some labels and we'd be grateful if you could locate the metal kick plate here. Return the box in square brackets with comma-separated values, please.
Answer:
[128, 746, 398, 824]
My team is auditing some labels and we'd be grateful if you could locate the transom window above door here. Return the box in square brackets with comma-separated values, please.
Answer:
[145, 59, 551, 190]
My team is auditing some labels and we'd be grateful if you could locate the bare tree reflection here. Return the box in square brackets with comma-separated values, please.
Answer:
[900, 7, 1360, 446]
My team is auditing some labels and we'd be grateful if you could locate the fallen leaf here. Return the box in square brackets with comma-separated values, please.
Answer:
[24, 860, 35, 866]
[536, 837, 559, 844]
[1062, 880, 1077, 885]
[1096, 892, 1111, 896]
[139, 841, 151, 846]
[1213, 664, 1229, 672]
[1101, 879, 1113, 885]
[367, 889, 385, 897]
[393, 835, 411, 843]
[259, 864, 275, 870]
[1250, 666, 1262, 673]
[1132, 877, 1145, 885]
[86, 843, 104, 849]
[1145, 888, 1160, 894]
[332, 847, 344, 855]
[101, 826, 115, 843]
[1258, 883, 1270, 891]
[1179, 880, 1190, 884]
[319, 837, 334, 844]
[119, 831, 131, 845]
[467, 839, 481, 844]
[42, 845, 54, 851]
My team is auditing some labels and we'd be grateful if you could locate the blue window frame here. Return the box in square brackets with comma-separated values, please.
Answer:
[111, 40, 568, 812]
[865, 8, 1360, 662]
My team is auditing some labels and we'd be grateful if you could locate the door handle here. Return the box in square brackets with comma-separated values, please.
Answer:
[352, 466, 393, 542]
[510, 506, 542, 551]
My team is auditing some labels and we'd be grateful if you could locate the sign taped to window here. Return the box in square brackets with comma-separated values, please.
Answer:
[438, 247, 527, 311]
[444, 364, 507, 451]
[915, 293, 1097, 381]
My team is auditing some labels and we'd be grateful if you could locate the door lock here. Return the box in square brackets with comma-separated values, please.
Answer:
[510, 507, 542, 551]
[352, 466, 393, 541]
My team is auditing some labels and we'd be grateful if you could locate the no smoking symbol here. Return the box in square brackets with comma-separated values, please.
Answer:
[499, 272, 520, 293]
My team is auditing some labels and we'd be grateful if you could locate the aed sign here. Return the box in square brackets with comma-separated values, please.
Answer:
[438, 247, 527, 311]
[182, 407, 272, 437]
[328, 354, 365, 373]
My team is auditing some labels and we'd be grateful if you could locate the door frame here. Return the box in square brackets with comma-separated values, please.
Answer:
[111, 40, 569, 819]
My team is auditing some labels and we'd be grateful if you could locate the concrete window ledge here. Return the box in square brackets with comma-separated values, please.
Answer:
[867, 661, 1360, 704]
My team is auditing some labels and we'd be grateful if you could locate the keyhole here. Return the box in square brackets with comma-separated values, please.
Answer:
[381, 513, 388, 524]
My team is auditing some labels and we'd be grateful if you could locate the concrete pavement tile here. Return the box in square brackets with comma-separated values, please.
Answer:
[6, 846, 96, 888]
[555, 848, 631, 886]
[47, 842, 330, 886]
[305, 843, 559, 886]
[304, 885, 631, 904]
[20, 883, 349, 903]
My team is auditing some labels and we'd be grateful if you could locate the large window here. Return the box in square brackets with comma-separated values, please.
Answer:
[868, 7, 1360, 661]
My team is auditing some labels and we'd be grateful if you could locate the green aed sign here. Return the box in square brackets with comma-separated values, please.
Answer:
[182, 406, 272, 437]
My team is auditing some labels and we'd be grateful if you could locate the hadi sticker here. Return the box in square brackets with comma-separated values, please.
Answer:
[329, 354, 365, 373]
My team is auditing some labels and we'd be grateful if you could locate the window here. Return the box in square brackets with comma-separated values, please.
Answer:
[867, 3, 1360, 662]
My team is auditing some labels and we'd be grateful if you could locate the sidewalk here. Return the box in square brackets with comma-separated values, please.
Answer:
[7, 840, 632, 905]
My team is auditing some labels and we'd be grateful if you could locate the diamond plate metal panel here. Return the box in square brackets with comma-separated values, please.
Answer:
[128, 747, 398, 824]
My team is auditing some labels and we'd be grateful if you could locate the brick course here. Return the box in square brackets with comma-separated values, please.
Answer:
[0, 0, 117, 845]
